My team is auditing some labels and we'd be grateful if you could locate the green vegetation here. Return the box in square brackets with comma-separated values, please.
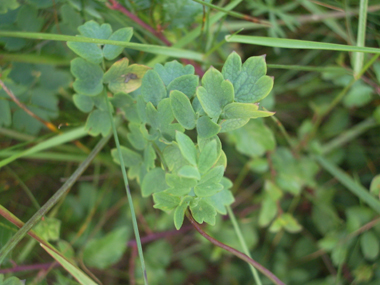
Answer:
[0, 0, 380, 284]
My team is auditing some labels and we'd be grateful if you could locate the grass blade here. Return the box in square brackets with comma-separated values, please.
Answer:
[0, 31, 204, 61]
[41, 244, 98, 285]
[0, 127, 87, 168]
[225, 34, 380, 54]
[105, 95, 148, 285]
[315, 155, 380, 214]
[353, 0, 369, 76]
[0, 134, 111, 264]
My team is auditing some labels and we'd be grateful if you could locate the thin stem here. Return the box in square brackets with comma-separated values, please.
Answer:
[192, 0, 271, 27]
[186, 210, 285, 285]
[353, 0, 368, 77]
[105, 95, 148, 285]
[0, 135, 111, 265]
[227, 206, 262, 285]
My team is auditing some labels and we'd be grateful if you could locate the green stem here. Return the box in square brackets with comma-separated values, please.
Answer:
[353, 0, 368, 77]
[227, 206, 262, 285]
[0, 135, 111, 265]
[105, 96, 148, 285]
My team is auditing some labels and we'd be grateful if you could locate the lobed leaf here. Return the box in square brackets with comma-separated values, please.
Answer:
[85, 109, 111, 137]
[222, 102, 274, 119]
[190, 199, 217, 225]
[167, 74, 199, 99]
[153, 192, 181, 213]
[154, 61, 195, 86]
[111, 146, 142, 167]
[103, 27, 133, 60]
[197, 140, 218, 174]
[197, 67, 234, 119]
[71, 58, 103, 96]
[222, 52, 273, 103]
[174, 196, 194, 229]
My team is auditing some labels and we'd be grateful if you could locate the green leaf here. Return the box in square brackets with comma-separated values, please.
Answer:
[141, 70, 167, 106]
[153, 191, 181, 212]
[190, 199, 217, 225]
[343, 81, 373, 108]
[196, 116, 221, 139]
[222, 52, 273, 103]
[194, 182, 223, 197]
[103, 58, 150, 94]
[199, 165, 224, 185]
[370, 175, 380, 197]
[165, 187, 192, 196]
[204, 178, 234, 215]
[33, 217, 61, 242]
[78, 21, 112, 39]
[282, 213, 302, 233]
[127, 123, 147, 150]
[67, 38, 103, 64]
[226, 119, 275, 157]
[103, 27, 133, 60]
[73, 94, 94, 113]
[17, 5, 43, 32]
[71, 58, 103, 96]
[85, 109, 111, 137]
[0, 0, 19, 14]
[360, 231, 379, 260]
[0, 100, 11, 127]
[166, 173, 197, 188]
[163, 143, 190, 173]
[196, 67, 234, 119]
[175, 132, 197, 166]
[219, 118, 249, 133]
[198, 140, 218, 174]
[143, 143, 156, 170]
[154, 61, 194, 86]
[167, 74, 199, 99]
[222, 102, 274, 119]
[83, 227, 130, 269]
[41, 244, 98, 285]
[174, 196, 193, 229]
[170, 90, 196, 130]
[141, 167, 168, 197]
[111, 146, 142, 167]
[178, 165, 201, 180]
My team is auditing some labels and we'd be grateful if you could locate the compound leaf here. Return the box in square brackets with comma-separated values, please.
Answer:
[190, 199, 217, 225]
[71, 58, 103, 96]
[222, 52, 273, 103]
[197, 67, 234, 119]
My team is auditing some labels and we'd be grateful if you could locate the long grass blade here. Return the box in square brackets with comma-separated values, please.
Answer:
[353, 0, 369, 76]
[315, 155, 380, 214]
[225, 34, 380, 54]
[0, 134, 111, 264]
[0, 31, 204, 61]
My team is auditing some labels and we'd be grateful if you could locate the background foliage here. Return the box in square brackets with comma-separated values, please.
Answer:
[1, 0, 380, 284]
